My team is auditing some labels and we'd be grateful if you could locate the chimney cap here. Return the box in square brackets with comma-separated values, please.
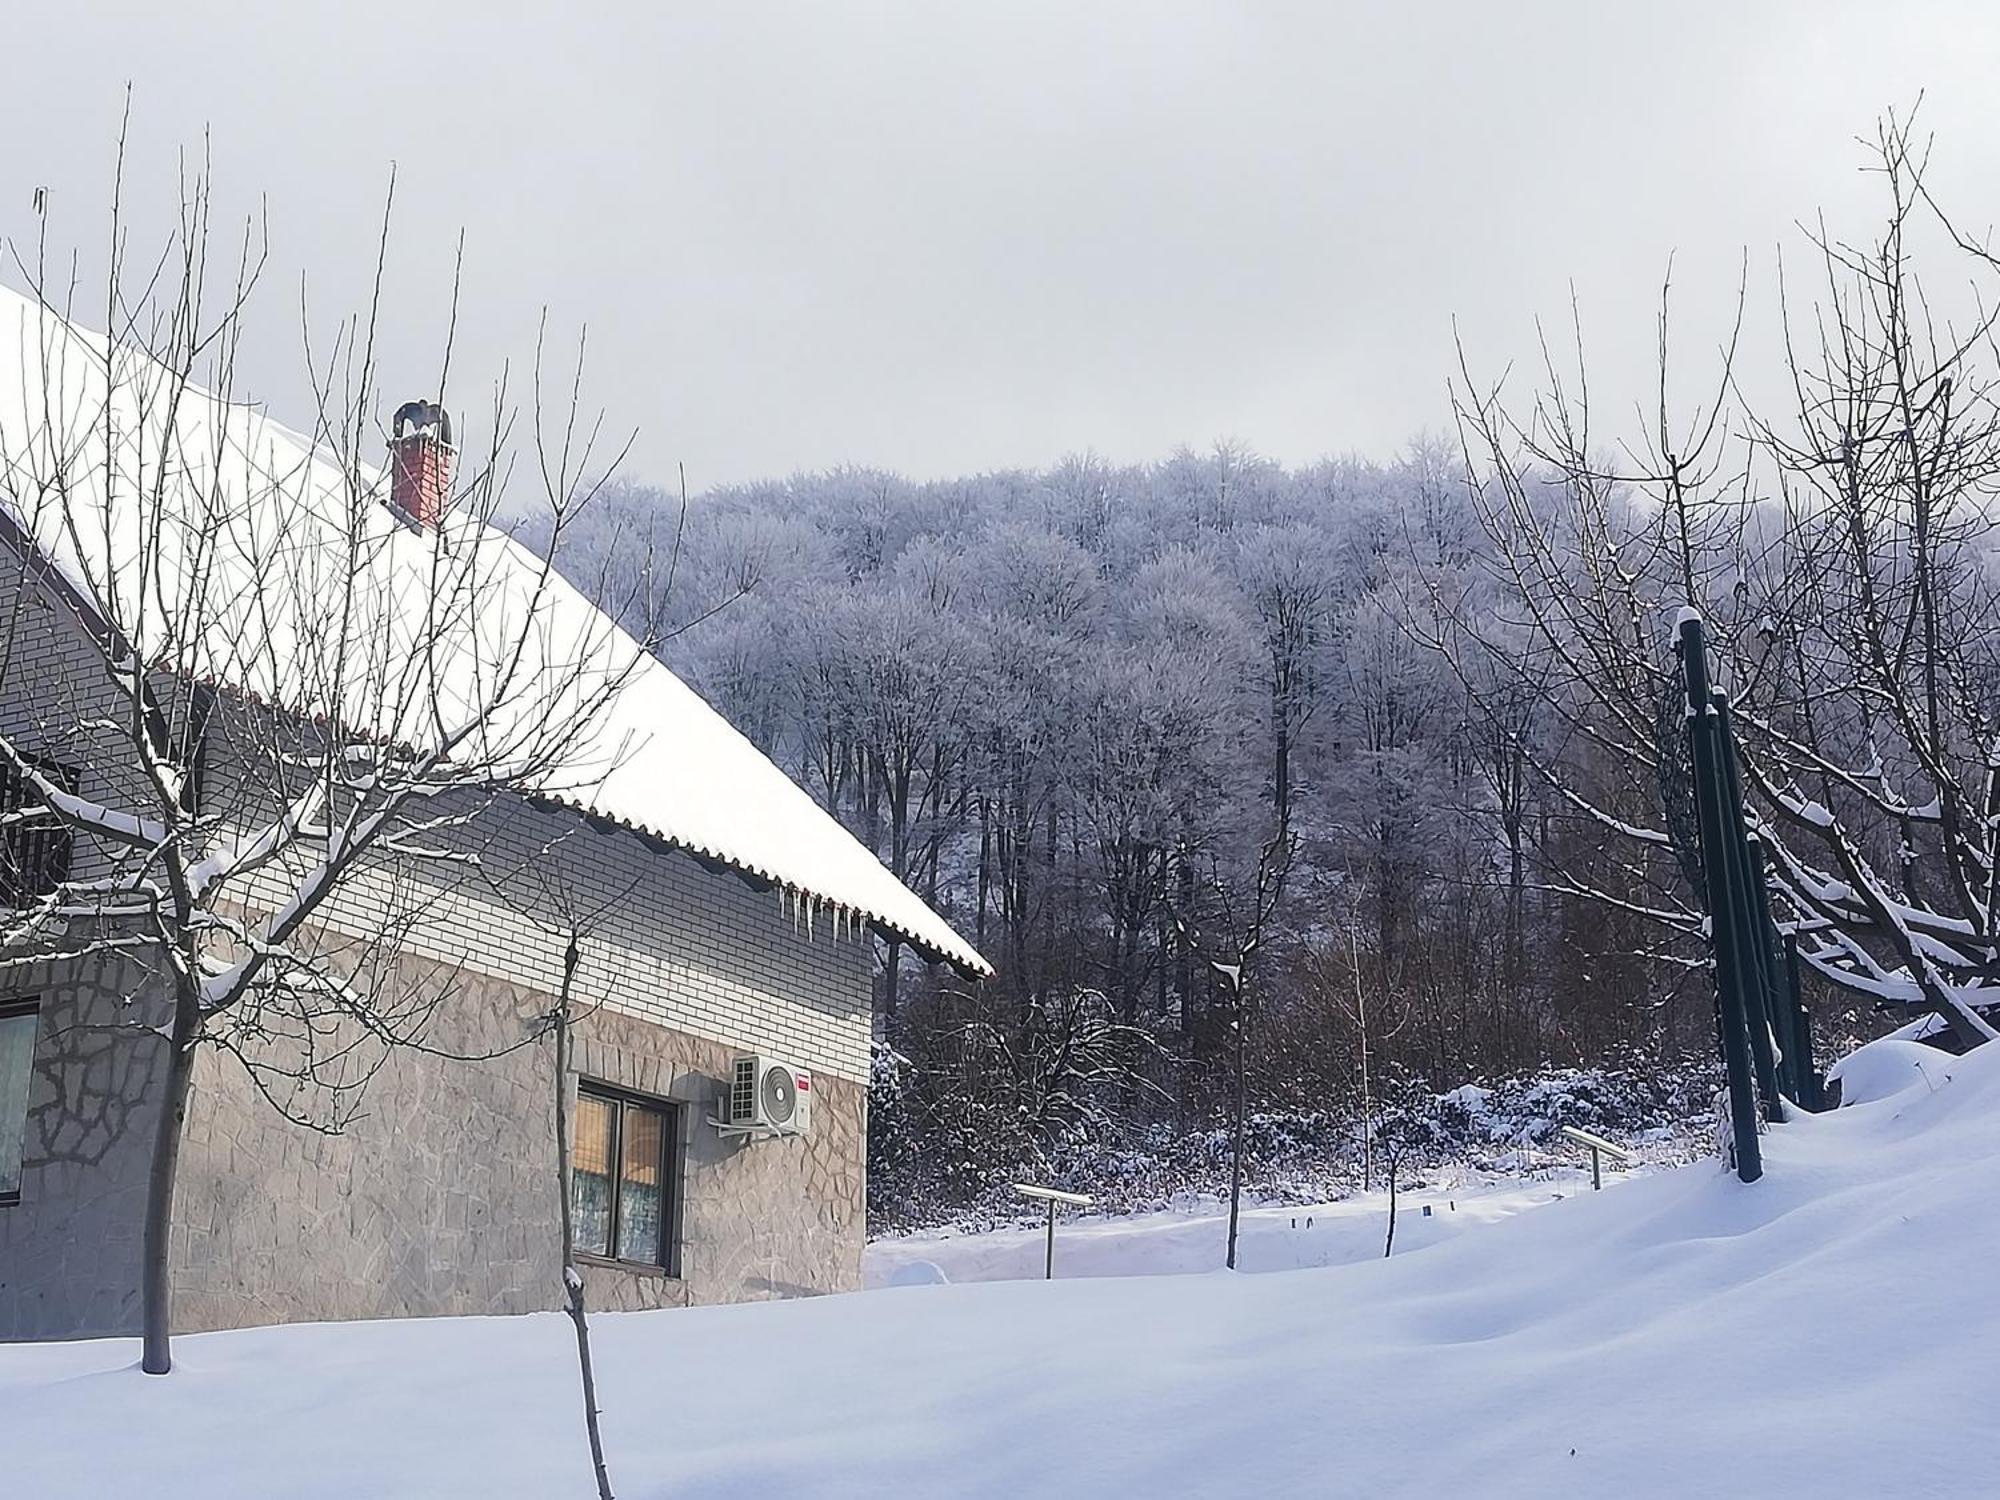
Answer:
[391, 399, 454, 449]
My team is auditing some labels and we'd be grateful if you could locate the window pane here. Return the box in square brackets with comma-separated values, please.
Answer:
[0, 1009, 37, 1197]
[0, 763, 76, 906]
[616, 1104, 666, 1265]
[570, 1091, 615, 1257]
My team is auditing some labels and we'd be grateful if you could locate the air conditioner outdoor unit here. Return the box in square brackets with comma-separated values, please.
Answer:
[724, 1054, 812, 1137]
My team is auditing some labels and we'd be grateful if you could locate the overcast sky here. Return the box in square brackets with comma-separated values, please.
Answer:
[3, 2, 1996, 492]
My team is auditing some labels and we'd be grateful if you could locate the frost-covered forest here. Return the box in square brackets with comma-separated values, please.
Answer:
[532, 120, 2000, 1224]
[536, 445, 1736, 1203]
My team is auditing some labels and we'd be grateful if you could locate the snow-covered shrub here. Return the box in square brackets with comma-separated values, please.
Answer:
[869, 1055, 1716, 1234]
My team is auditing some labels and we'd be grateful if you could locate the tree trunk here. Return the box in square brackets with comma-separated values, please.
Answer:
[975, 795, 990, 951]
[1504, 806, 1524, 1002]
[1114, 851, 1142, 1024]
[1176, 853, 1196, 1043]
[1225, 975, 1247, 1271]
[554, 943, 617, 1500]
[140, 994, 200, 1375]
[1377, 834, 1397, 1010]
[1352, 932, 1373, 1193]
[882, 938, 903, 1027]
[1382, 1159, 1399, 1258]
[1273, 699, 1292, 835]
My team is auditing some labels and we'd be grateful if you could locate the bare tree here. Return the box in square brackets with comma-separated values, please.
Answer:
[1238, 524, 1337, 834]
[1427, 110, 2000, 1061]
[805, 574, 978, 1023]
[0, 142, 651, 1371]
[892, 981, 1163, 1182]
[1300, 924, 1412, 1191]
[1172, 819, 1293, 1271]
[1372, 1081, 1425, 1258]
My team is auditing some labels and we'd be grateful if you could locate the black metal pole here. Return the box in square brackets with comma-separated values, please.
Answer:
[1591, 1145, 1602, 1191]
[1784, 934, 1820, 1111]
[1045, 1199, 1056, 1280]
[1713, 700, 1784, 1120]
[1681, 617, 1763, 1182]
[1744, 836, 1798, 1103]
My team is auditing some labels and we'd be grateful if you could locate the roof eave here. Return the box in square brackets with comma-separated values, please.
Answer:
[536, 792, 992, 979]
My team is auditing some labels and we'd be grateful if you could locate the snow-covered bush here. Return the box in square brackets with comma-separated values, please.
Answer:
[869, 1054, 1716, 1234]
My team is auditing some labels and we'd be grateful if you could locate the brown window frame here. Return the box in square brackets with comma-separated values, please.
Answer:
[572, 1081, 681, 1277]
[0, 995, 40, 1208]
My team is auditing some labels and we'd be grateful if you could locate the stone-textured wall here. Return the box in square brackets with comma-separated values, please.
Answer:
[571, 1005, 865, 1312]
[0, 550, 180, 1341]
[0, 949, 172, 1341]
[3, 962, 864, 1340]
[169, 970, 865, 1333]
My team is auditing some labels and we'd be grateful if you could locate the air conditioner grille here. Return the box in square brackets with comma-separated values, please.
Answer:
[731, 1056, 758, 1123]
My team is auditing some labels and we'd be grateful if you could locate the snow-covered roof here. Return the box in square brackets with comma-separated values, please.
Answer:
[0, 283, 988, 975]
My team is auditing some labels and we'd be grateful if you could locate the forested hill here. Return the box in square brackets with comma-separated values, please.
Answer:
[529, 443, 1759, 1159]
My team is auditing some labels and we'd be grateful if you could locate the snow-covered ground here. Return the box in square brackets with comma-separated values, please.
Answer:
[4, 1037, 1993, 1498]
[864, 1171, 1614, 1286]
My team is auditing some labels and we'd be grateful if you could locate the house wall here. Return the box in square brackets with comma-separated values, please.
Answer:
[0, 548, 879, 1341]
[0, 548, 158, 889]
[168, 970, 867, 1334]
[239, 794, 878, 1087]
[0, 552, 181, 1339]
[0, 948, 170, 1341]
[1, 951, 867, 1340]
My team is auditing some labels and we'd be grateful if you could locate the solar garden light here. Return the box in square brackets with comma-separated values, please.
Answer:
[1012, 1184, 1094, 1279]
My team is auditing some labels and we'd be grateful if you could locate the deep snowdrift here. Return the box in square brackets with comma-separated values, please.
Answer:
[5, 1039, 1994, 1498]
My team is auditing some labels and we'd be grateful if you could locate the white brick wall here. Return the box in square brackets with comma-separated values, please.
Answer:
[276, 799, 879, 1082]
[0, 552, 877, 1084]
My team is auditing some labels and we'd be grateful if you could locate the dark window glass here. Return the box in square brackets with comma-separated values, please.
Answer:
[570, 1085, 676, 1270]
[0, 760, 79, 907]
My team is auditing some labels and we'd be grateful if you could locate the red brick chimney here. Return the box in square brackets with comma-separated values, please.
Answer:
[389, 399, 455, 528]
